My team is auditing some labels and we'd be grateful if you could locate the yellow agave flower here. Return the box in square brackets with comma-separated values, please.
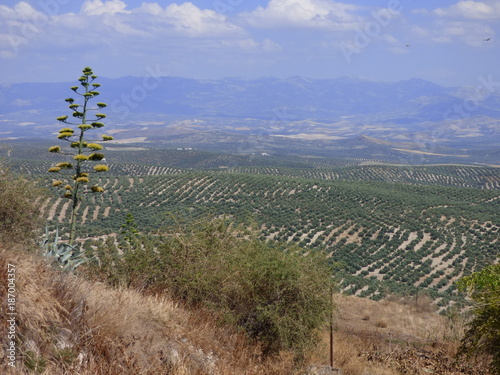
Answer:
[74, 154, 89, 161]
[94, 165, 109, 172]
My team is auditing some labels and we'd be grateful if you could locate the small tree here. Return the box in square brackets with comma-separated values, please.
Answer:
[121, 212, 139, 242]
[48, 67, 113, 245]
[457, 259, 500, 374]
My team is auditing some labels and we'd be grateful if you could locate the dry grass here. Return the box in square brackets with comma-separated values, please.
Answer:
[0, 246, 492, 374]
[305, 294, 490, 375]
[0, 245, 301, 374]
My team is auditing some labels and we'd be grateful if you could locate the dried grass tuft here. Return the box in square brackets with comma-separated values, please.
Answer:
[0, 247, 490, 375]
[0, 246, 299, 374]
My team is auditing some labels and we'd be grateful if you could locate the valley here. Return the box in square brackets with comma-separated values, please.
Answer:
[4, 141, 498, 313]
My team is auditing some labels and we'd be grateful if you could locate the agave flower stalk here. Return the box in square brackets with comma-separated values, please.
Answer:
[48, 67, 114, 245]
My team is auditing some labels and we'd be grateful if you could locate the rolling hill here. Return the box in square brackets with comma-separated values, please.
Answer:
[1, 76, 499, 165]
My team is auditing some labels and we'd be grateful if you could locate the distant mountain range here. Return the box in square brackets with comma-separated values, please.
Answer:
[0, 75, 499, 164]
[3, 75, 500, 119]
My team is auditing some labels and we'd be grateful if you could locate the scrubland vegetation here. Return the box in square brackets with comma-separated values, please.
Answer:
[0, 168, 44, 245]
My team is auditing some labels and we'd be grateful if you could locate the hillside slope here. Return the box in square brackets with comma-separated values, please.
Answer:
[0, 246, 491, 375]
[0, 246, 296, 374]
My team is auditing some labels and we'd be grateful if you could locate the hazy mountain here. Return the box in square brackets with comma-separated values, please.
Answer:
[0, 76, 498, 162]
[0, 76, 483, 122]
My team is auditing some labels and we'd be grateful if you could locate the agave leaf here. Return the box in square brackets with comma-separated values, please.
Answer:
[39, 224, 88, 272]
[66, 259, 85, 271]
[55, 247, 66, 257]
[60, 251, 74, 264]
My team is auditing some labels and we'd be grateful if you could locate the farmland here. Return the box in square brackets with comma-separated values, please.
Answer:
[4, 140, 500, 189]
[3, 142, 499, 310]
[36, 176, 500, 309]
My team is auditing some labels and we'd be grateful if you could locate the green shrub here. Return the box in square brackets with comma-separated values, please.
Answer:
[457, 260, 500, 373]
[96, 218, 334, 356]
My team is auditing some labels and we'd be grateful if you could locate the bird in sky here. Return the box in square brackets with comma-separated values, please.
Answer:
[483, 37, 491, 41]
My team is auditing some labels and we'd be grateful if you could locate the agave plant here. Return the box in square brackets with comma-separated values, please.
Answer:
[40, 226, 89, 272]
[48, 67, 113, 246]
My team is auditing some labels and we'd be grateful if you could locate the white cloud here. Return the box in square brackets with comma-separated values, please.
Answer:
[409, 1, 499, 47]
[262, 38, 283, 52]
[0, 2, 57, 57]
[242, 0, 362, 30]
[433, 1, 500, 20]
[0, 0, 243, 41]
[159, 2, 244, 37]
[0, 1, 254, 84]
[136, 2, 163, 16]
[409, 19, 494, 46]
[410, 25, 430, 38]
[77, 2, 245, 38]
[0, 2, 41, 20]
[80, 0, 130, 16]
[222, 38, 259, 50]
[440, 20, 494, 46]
[431, 36, 452, 44]
[0, 33, 24, 49]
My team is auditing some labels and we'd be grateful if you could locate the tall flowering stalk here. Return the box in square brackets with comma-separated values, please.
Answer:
[48, 67, 114, 245]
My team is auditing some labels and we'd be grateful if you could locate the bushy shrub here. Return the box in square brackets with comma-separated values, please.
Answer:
[457, 260, 500, 374]
[0, 167, 44, 245]
[94, 218, 334, 356]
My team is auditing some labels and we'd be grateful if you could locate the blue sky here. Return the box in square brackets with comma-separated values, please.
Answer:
[0, 0, 499, 86]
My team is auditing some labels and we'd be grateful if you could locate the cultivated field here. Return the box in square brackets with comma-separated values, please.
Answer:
[31, 168, 499, 311]
[4, 143, 499, 311]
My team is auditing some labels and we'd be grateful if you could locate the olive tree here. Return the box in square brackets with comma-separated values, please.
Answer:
[48, 67, 114, 245]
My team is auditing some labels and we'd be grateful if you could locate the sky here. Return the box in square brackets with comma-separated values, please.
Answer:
[0, 0, 499, 86]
